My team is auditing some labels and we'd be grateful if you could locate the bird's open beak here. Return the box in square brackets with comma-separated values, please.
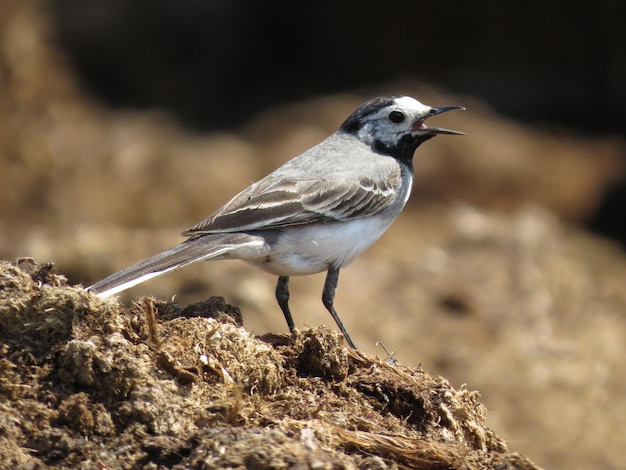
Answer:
[414, 105, 465, 135]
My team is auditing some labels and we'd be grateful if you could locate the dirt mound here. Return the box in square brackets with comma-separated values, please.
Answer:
[0, 259, 540, 469]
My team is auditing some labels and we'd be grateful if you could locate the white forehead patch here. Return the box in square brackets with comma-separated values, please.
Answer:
[394, 96, 430, 113]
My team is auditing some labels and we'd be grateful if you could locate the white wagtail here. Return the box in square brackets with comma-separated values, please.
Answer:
[89, 96, 464, 349]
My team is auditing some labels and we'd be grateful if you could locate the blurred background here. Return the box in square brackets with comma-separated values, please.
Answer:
[1, 1, 625, 468]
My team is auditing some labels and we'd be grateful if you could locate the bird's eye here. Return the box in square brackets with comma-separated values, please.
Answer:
[388, 110, 406, 124]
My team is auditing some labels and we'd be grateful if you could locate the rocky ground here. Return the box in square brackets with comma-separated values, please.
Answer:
[1, 2, 626, 469]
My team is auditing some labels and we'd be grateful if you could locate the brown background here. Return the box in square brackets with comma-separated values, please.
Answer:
[1, 2, 626, 468]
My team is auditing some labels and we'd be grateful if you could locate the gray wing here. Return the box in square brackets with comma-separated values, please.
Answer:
[183, 172, 402, 236]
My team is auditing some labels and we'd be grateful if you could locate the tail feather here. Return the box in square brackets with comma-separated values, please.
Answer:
[88, 233, 264, 298]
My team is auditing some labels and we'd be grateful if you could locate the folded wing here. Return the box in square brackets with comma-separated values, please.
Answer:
[183, 174, 400, 236]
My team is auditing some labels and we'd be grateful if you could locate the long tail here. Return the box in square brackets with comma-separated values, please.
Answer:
[88, 233, 265, 298]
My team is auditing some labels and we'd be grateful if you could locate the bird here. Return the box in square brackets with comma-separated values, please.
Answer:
[88, 95, 464, 349]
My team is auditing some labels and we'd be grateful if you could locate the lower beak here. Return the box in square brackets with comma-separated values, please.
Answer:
[415, 105, 465, 135]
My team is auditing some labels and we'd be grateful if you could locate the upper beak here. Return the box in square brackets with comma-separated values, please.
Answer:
[415, 105, 465, 135]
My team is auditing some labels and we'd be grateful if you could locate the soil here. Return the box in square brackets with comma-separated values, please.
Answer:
[0, 259, 543, 469]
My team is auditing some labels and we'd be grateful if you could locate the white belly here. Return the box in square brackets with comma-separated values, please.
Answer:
[247, 216, 396, 276]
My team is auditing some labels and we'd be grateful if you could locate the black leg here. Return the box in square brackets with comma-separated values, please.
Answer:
[322, 267, 358, 349]
[276, 276, 296, 332]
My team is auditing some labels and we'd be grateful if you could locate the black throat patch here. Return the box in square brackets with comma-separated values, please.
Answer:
[373, 133, 435, 165]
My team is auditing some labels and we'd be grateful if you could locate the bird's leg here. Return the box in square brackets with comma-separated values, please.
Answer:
[276, 276, 296, 332]
[322, 267, 358, 349]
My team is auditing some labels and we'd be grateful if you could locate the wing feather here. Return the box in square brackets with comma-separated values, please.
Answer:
[183, 171, 401, 237]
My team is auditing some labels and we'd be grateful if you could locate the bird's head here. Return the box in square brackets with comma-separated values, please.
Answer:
[340, 96, 465, 161]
